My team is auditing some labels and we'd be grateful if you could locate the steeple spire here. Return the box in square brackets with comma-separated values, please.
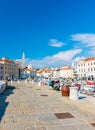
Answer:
[22, 52, 26, 68]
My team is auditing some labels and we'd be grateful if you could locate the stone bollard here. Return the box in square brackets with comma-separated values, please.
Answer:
[69, 87, 79, 100]
[32, 80, 34, 84]
[25, 79, 27, 84]
[11, 80, 13, 84]
[38, 82, 41, 86]
[18, 80, 20, 84]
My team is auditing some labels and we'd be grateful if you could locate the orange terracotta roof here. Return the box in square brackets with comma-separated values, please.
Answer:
[79, 57, 95, 62]
[14, 61, 20, 64]
[84, 57, 95, 61]
[60, 66, 69, 69]
[60, 67, 73, 70]
[1, 57, 12, 62]
[36, 70, 42, 73]
[0, 59, 14, 64]
[24, 68, 31, 71]
[0, 60, 4, 63]
[1, 59, 11, 63]
[42, 67, 50, 71]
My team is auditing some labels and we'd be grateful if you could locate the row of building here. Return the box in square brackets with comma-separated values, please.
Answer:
[0, 56, 95, 81]
[0, 57, 36, 80]
[37, 57, 95, 80]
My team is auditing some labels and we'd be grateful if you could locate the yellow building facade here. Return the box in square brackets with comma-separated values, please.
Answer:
[0, 57, 19, 80]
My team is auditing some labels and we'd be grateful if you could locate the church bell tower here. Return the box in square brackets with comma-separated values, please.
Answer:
[22, 52, 26, 68]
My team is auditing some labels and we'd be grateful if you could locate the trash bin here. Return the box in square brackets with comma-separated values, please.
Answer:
[61, 85, 70, 96]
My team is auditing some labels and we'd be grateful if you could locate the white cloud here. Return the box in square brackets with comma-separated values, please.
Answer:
[53, 49, 82, 61]
[71, 33, 95, 47]
[88, 47, 95, 56]
[27, 49, 82, 68]
[73, 56, 86, 62]
[49, 39, 65, 47]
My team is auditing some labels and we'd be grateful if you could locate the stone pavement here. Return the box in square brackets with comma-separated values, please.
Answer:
[0, 81, 95, 130]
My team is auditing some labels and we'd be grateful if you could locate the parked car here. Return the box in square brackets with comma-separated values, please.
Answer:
[50, 79, 61, 91]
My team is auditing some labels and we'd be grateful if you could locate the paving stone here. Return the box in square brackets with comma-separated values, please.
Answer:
[46, 125, 78, 130]
[74, 124, 95, 130]
[34, 120, 62, 127]
[35, 114, 58, 121]
[0, 123, 12, 130]
[24, 127, 46, 130]
[10, 123, 34, 130]
[61, 118, 87, 125]
[1, 81, 95, 130]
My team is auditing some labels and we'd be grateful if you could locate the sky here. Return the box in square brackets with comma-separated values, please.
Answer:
[0, 0, 95, 68]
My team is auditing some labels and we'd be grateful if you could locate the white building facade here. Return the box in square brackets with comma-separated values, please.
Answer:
[59, 66, 74, 78]
[77, 57, 95, 80]
[52, 69, 60, 78]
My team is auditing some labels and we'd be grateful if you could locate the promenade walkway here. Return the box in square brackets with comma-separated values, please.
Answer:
[0, 81, 95, 130]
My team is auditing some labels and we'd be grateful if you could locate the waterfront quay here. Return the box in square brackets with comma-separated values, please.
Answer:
[0, 81, 95, 130]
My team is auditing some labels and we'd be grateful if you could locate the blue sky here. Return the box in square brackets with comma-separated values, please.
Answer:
[0, 0, 95, 68]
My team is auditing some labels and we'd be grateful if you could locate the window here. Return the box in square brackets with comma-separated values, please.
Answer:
[1, 76, 2, 80]
[1, 67, 3, 69]
[91, 68, 93, 72]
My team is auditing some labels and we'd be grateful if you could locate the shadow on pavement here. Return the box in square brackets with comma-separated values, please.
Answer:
[0, 85, 15, 122]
